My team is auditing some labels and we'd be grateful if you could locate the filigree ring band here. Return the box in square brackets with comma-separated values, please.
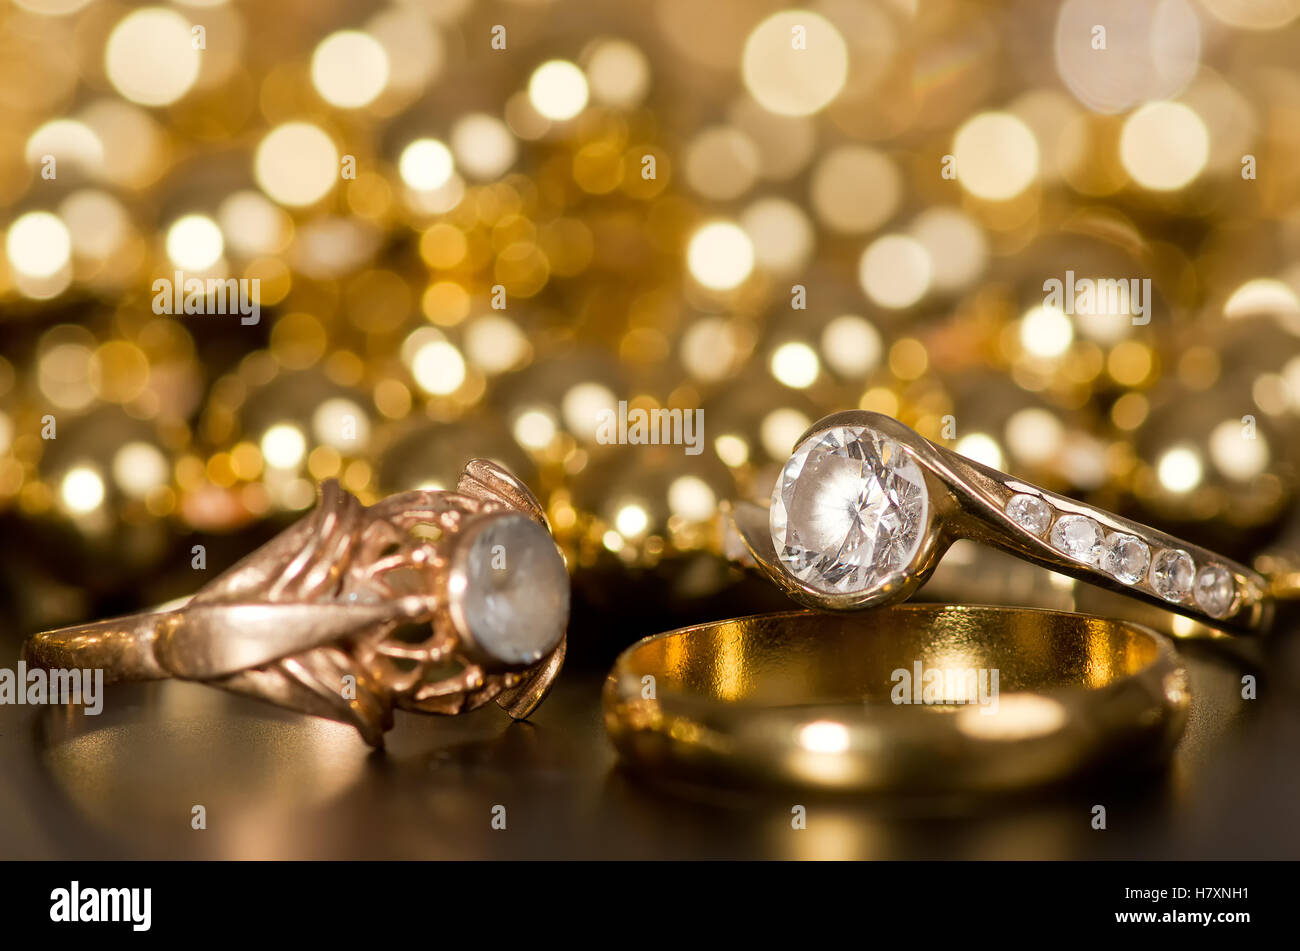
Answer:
[23, 459, 569, 747]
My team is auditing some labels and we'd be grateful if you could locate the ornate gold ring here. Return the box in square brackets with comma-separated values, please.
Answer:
[23, 459, 569, 747]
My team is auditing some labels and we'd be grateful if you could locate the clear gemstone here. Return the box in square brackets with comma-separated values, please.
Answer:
[1149, 548, 1194, 602]
[1101, 532, 1150, 585]
[1193, 564, 1235, 618]
[458, 512, 569, 666]
[1049, 514, 1103, 564]
[770, 425, 928, 596]
[1006, 493, 1051, 535]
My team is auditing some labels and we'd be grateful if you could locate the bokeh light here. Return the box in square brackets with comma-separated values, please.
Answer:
[514, 408, 558, 450]
[6, 212, 71, 279]
[1209, 420, 1269, 481]
[770, 342, 820, 389]
[742, 11, 848, 117]
[1157, 446, 1203, 493]
[311, 31, 390, 109]
[399, 139, 455, 191]
[821, 315, 882, 378]
[909, 208, 988, 294]
[585, 38, 651, 107]
[528, 60, 589, 120]
[411, 339, 466, 396]
[1020, 306, 1074, 359]
[60, 466, 105, 514]
[685, 127, 760, 201]
[954, 433, 1004, 469]
[255, 123, 339, 207]
[687, 222, 754, 290]
[26, 119, 103, 176]
[741, 198, 814, 274]
[113, 443, 169, 499]
[858, 235, 931, 309]
[1054, 0, 1200, 114]
[165, 215, 224, 271]
[59, 190, 130, 261]
[1119, 101, 1208, 190]
[811, 147, 900, 234]
[450, 114, 517, 181]
[953, 112, 1040, 201]
[104, 8, 200, 107]
[261, 425, 307, 470]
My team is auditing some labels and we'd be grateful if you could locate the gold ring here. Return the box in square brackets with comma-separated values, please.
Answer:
[729, 411, 1273, 635]
[603, 604, 1189, 793]
[23, 459, 569, 747]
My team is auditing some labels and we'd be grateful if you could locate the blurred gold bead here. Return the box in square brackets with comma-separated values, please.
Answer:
[1108, 341, 1154, 387]
[888, 339, 928, 381]
[346, 172, 393, 220]
[374, 379, 412, 419]
[175, 455, 206, 491]
[573, 142, 625, 194]
[270, 313, 328, 370]
[419, 223, 468, 269]
[1111, 392, 1150, 431]
[421, 281, 471, 326]
[308, 446, 343, 480]
[230, 441, 264, 481]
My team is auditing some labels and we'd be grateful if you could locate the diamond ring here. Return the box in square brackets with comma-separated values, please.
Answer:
[727, 411, 1273, 635]
[23, 459, 569, 746]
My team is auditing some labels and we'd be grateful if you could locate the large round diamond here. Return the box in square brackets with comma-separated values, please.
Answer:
[770, 425, 928, 595]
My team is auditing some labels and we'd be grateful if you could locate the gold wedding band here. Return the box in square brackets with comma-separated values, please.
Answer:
[603, 604, 1189, 793]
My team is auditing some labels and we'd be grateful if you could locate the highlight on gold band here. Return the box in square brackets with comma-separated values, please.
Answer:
[604, 605, 1188, 793]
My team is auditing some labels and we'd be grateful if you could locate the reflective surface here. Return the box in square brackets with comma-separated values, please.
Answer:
[604, 605, 1187, 793]
[2, 571, 1298, 860]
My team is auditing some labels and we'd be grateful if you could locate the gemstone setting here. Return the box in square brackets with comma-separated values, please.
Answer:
[1101, 532, 1150, 585]
[1049, 514, 1103, 564]
[1149, 548, 1194, 603]
[1006, 493, 1051, 536]
[771, 424, 928, 596]
[454, 512, 570, 666]
[1193, 564, 1235, 618]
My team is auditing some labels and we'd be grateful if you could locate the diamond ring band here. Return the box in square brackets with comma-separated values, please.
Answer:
[728, 411, 1273, 636]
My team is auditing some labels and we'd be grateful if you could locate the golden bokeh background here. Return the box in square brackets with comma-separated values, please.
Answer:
[2, 0, 1300, 639]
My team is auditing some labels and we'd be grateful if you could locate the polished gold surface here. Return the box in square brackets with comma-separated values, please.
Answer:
[604, 604, 1188, 793]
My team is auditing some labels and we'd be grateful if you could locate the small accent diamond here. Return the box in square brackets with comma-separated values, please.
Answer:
[1006, 494, 1051, 536]
[1101, 533, 1150, 585]
[1049, 514, 1103, 564]
[1149, 549, 1194, 602]
[1193, 564, 1235, 618]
